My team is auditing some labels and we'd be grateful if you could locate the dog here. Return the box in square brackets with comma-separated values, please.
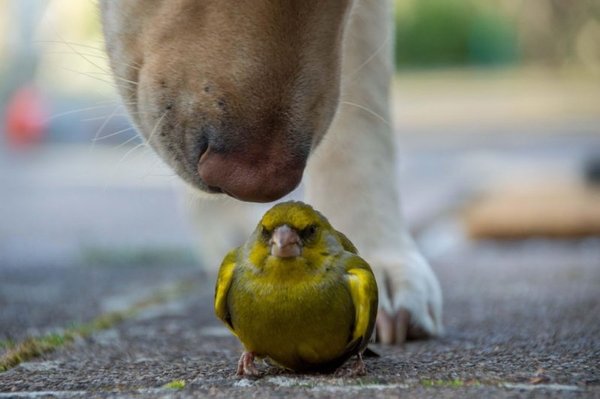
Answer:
[99, 0, 443, 344]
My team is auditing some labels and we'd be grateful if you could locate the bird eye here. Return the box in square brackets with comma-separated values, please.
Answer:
[300, 224, 317, 242]
[260, 225, 271, 241]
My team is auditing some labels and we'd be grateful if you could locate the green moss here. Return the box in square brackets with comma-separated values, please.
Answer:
[0, 280, 196, 373]
[0, 335, 73, 372]
[163, 379, 186, 390]
[0, 339, 16, 351]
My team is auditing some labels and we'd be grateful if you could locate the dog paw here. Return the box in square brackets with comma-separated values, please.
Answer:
[371, 250, 443, 344]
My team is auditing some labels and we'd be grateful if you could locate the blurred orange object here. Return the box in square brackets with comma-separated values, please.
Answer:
[5, 85, 49, 148]
[464, 182, 600, 239]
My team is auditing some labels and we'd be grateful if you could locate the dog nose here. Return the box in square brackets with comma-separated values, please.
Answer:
[197, 146, 305, 202]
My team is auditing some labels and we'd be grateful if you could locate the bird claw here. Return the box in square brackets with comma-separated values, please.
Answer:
[334, 353, 367, 377]
[236, 351, 260, 377]
[350, 353, 367, 377]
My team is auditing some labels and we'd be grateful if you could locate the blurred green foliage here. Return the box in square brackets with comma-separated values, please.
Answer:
[395, 0, 519, 69]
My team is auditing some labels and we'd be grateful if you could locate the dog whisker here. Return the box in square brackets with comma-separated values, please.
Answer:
[107, 111, 168, 188]
[345, 35, 390, 79]
[60, 67, 123, 90]
[88, 104, 124, 155]
[45, 51, 108, 59]
[45, 51, 141, 72]
[45, 102, 121, 122]
[339, 101, 390, 126]
[56, 34, 115, 76]
[140, 114, 181, 179]
[93, 126, 136, 141]
[142, 110, 169, 147]
[35, 40, 107, 53]
[102, 142, 147, 192]
[73, 69, 139, 86]
[81, 113, 131, 122]
[113, 133, 142, 151]
[59, 68, 139, 94]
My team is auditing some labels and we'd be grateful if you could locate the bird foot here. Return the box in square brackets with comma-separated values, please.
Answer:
[236, 351, 260, 377]
[350, 353, 367, 376]
[335, 354, 367, 377]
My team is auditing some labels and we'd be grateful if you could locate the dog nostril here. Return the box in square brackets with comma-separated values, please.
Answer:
[195, 136, 209, 164]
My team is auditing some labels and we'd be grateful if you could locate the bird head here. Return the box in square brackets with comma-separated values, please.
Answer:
[255, 201, 333, 260]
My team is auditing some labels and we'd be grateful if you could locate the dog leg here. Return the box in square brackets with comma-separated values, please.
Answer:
[306, 0, 443, 344]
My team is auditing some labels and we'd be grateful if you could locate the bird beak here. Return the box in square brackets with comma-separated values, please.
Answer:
[270, 225, 302, 258]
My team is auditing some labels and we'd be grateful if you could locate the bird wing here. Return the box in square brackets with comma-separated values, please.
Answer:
[214, 248, 238, 334]
[335, 229, 359, 254]
[344, 256, 378, 348]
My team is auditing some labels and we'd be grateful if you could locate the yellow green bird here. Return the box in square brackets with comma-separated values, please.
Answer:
[214, 201, 378, 376]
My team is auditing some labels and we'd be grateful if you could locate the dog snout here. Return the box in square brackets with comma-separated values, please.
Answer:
[197, 141, 307, 203]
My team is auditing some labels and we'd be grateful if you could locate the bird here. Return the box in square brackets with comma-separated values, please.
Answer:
[214, 200, 378, 376]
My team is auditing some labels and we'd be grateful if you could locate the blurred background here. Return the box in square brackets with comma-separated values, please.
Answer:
[1, 0, 599, 340]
